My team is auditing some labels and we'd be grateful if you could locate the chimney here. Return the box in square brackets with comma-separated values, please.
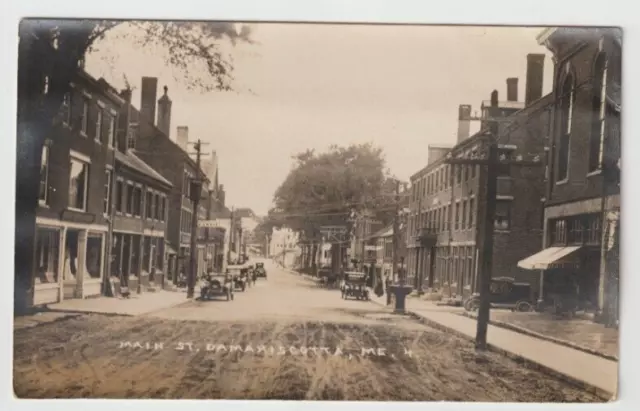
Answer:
[525, 54, 545, 106]
[176, 126, 189, 151]
[157, 85, 172, 136]
[218, 184, 226, 208]
[506, 78, 518, 102]
[140, 77, 158, 126]
[428, 145, 453, 165]
[457, 104, 471, 143]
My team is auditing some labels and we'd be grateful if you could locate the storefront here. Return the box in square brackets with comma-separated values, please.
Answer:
[33, 217, 107, 305]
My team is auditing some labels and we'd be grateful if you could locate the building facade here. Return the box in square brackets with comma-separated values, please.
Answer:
[518, 28, 621, 320]
[407, 53, 550, 301]
[132, 77, 211, 284]
[34, 70, 123, 305]
[269, 227, 299, 268]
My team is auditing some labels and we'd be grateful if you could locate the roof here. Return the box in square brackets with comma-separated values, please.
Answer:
[116, 150, 172, 187]
[481, 100, 525, 110]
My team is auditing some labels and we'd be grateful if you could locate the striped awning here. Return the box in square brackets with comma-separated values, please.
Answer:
[517, 246, 582, 270]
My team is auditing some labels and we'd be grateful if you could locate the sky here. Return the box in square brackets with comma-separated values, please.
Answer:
[86, 23, 554, 216]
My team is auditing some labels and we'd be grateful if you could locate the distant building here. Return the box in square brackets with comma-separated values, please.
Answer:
[269, 227, 299, 268]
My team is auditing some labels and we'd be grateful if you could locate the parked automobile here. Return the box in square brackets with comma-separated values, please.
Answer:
[199, 272, 234, 301]
[255, 262, 267, 279]
[463, 277, 533, 312]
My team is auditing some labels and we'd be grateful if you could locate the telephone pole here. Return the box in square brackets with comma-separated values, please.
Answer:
[187, 139, 209, 299]
[445, 90, 543, 350]
[392, 179, 400, 284]
[228, 206, 235, 264]
[415, 196, 423, 293]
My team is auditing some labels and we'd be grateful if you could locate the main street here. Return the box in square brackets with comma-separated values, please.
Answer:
[13, 260, 600, 401]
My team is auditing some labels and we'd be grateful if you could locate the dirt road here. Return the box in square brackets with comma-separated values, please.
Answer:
[13, 261, 602, 401]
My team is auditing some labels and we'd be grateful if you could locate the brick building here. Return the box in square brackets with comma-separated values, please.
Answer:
[518, 28, 621, 319]
[132, 77, 212, 284]
[406, 53, 551, 302]
[34, 70, 122, 305]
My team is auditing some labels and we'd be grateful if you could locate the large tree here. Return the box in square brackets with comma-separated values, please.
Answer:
[271, 143, 396, 270]
[16, 19, 252, 313]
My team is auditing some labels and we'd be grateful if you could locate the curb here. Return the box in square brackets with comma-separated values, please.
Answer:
[406, 310, 614, 401]
[460, 311, 618, 362]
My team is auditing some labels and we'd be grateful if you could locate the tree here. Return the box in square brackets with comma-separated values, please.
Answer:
[271, 143, 393, 270]
[15, 19, 252, 313]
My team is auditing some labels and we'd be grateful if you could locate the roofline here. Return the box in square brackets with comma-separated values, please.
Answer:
[77, 69, 126, 106]
[536, 27, 557, 45]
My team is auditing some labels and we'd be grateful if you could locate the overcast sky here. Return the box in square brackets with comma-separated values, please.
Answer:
[86, 23, 553, 216]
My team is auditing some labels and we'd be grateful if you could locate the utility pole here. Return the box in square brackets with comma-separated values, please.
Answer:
[187, 139, 209, 299]
[282, 236, 286, 267]
[228, 206, 235, 264]
[445, 90, 543, 350]
[415, 196, 423, 294]
[392, 179, 400, 284]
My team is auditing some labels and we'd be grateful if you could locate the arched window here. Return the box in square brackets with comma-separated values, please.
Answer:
[588, 52, 608, 172]
[556, 69, 574, 182]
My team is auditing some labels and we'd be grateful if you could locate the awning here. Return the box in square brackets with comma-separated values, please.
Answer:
[517, 246, 582, 270]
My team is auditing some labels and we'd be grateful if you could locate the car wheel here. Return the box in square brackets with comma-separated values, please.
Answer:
[465, 298, 480, 312]
[516, 300, 533, 312]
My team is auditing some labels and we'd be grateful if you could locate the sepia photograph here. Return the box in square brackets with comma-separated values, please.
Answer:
[12, 16, 621, 403]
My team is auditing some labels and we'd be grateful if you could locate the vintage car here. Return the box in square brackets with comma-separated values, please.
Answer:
[463, 277, 533, 312]
[199, 273, 234, 301]
[227, 265, 249, 291]
[255, 262, 267, 278]
[341, 271, 369, 301]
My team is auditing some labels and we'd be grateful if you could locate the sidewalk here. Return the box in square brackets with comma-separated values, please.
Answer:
[45, 290, 191, 317]
[368, 292, 617, 399]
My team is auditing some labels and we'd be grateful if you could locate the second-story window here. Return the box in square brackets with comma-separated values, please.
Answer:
[95, 109, 103, 143]
[468, 198, 475, 228]
[146, 190, 153, 219]
[68, 155, 90, 212]
[126, 182, 134, 215]
[557, 70, 575, 183]
[115, 180, 123, 212]
[133, 186, 142, 217]
[455, 202, 460, 230]
[461, 200, 467, 229]
[103, 169, 111, 215]
[127, 125, 137, 150]
[80, 98, 89, 136]
[589, 52, 608, 173]
[494, 200, 511, 231]
[62, 92, 71, 125]
[106, 114, 116, 148]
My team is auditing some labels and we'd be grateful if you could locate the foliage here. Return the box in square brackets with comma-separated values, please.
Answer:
[271, 143, 395, 240]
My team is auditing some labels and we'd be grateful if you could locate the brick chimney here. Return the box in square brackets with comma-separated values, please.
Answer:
[176, 126, 189, 151]
[457, 104, 471, 143]
[525, 54, 545, 106]
[218, 184, 226, 208]
[506, 78, 518, 102]
[140, 77, 158, 126]
[157, 85, 172, 136]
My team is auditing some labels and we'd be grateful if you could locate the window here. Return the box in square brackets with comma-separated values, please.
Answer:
[455, 202, 460, 230]
[585, 214, 601, 245]
[550, 219, 567, 245]
[146, 191, 153, 219]
[126, 183, 134, 214]
[159, 196, 166, 221]
[456, 166, 462, 184]
[39, 145, 49, 205]
[557, 71, 574, 182]
[62, 92, 71, 125]
[133, 186, 142, 217]
[80, 99, 89, 135]
[471, 165, 477, 179]
[95, 109, 103, 142]
[34, 228, 60, 284]
[107, 114, 116, 148]
[43, 76, 50, 95]
[86, 233, 103, 279]
[494, 200, 511, 231]
[68, 157, 89, 211]
[115, 180, 124, 212]
[468, 198, 475, 228]
[154, 193, 161, 219]
[461, 200, 467, 229]
[568, 218, 584, 244]
[589, 52, 608, 172]
[497, 149, 512, 176]
[127, 125, 137, 150]
[103, 170, 111, 215]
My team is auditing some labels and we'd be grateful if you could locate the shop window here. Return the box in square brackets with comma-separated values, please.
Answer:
[568, 218, 584, 244]
[585, 214, 602, 245]
[86, 234, 103, 279]
[63, 230, 79, 282]
[34, 228, 60, 284]
[550, 219, 567, 245]
[68, 157, 89, 211]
